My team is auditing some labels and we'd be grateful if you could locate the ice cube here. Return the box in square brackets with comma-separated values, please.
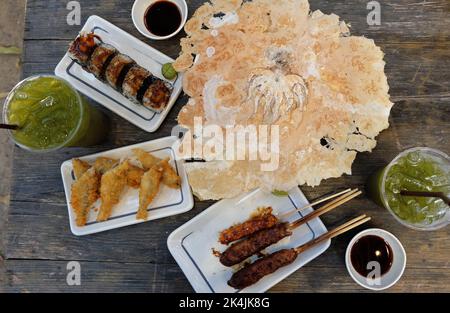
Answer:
[39, 96, 54, 108]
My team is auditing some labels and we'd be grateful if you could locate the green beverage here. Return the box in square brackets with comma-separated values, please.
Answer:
[2, 75, 109, 152]
[367, 147, 450, 230]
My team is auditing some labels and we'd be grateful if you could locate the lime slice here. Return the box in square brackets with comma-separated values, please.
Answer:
[272, 190, 289, 197]
[162, 63, 177, 80]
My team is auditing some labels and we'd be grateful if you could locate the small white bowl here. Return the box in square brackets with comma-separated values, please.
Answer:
[132, 0, 188, 40]
[345, 228, 406, 291]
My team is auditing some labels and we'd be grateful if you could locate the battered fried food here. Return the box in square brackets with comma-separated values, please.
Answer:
[137, 165, 164, 220]
[127, 165, 145, 189]
[94, 157, 119, 175]
[70, 149, 181, 226]
[73, 159, 91, 180]
[71, 168, 100, 227]
[133, 149, 181, 189]
[97, 161, 131, 221]
[133, 148, 161, 170]
[159, 158, 181, 189]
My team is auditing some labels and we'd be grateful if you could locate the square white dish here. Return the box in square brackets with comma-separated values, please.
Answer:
[55, 15, 183, 133]
[61, 136, 194, 236]
[167, 187, 330, 293]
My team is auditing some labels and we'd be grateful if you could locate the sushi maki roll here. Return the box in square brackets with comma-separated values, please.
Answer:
[143, 80, 172, 113]
[68, 33, 101, 66]
[122, 65, 152, 104]
[67, 33, 173, 114]
[87, 44, 117, 81]
[105, 53, 135, 91]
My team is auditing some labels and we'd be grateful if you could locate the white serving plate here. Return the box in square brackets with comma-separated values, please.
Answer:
[168, 188, 330, 293]
[61, 136, 194, 236]
[55, 15, 183, 133]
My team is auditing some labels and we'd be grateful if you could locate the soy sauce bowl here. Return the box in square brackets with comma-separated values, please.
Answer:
[132, 0, 188, 40]
[345, 229, 407, 291]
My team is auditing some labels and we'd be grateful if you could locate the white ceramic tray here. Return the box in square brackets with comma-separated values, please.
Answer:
[168, 187, 330, 293]
[61, 136, 194, 236]
[55, 15, 183, 133]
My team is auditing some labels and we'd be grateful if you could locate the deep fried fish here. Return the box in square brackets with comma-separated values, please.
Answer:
[94, 157, 119, 175]
[133, 149, 181, 189]
[71, 168, 100, 227]
[97, 161, 130, 221]
[137, 165, 163, 220]
[159, 158, 181, 189]
[73, 159, 91, 180]
[133, 148, 161, 170]
[127, 165, 145, 189]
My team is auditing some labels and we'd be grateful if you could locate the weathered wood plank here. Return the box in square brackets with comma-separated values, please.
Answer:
[21, 39, 450, 100]
[1, 260, 193, 293]
[23, 0, 450, 43]
[269, 266, 450, 293]
[2, 259, 449, 293]
[6, 197, 450, 270]
[5, 202, 210, 263]
[8, 97, 449, 204]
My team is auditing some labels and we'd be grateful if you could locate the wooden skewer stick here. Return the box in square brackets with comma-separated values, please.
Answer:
[295, 214, 371, 254]
[278, 188, 353, 219]
[0, 123, 19, 130]
[288, 189, 362, 230]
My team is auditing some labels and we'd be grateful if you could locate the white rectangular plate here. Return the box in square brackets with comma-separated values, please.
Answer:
[168, 188, 330, 293]
[61, 136, 194, 236]
[55, 15, 183, 133]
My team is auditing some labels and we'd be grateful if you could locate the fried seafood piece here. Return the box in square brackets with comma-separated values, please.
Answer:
[137, 165, 164, 221]
[97, 161, 131, 222]
[133, 148, 162, 170]
[70, 168, 100, 227]
[133, 149, 181, 188]
[72, 159, 91, 180]
[93, 157, 119, 175]
[159, 158, 181, 189]
[219, 207, 279, 245]
[127, 165, 145, 189]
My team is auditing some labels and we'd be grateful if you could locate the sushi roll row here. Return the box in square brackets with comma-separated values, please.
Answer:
[68, 33, 172, 113]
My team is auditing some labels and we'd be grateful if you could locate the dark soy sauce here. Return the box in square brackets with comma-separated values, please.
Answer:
[144, 1, 182, 37]
[351, 235, 393, 277]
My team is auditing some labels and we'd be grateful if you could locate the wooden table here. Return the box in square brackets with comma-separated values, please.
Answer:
[1, 0, 449, 292]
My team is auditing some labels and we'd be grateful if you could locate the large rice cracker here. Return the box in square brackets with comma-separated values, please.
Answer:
[174, 0, 393, 200]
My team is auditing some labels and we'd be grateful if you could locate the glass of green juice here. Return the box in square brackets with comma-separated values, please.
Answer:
[2, 75, 109, 152]
[367, 147, 450, 231]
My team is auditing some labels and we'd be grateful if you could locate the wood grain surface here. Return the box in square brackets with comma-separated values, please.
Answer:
[2, 0, 449, 293]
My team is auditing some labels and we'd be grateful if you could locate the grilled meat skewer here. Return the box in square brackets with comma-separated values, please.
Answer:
[219, 189, 354, 246]
[220, 190, 362, 267]
[219, 207, 279, 245]
[228, 215, 371, 290]
[220, 223, 291, 267]
[228, 249, 297, 289]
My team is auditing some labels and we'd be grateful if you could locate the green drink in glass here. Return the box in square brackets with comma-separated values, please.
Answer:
[367, 147, 450, 231]
[2, 75, 109, 152]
